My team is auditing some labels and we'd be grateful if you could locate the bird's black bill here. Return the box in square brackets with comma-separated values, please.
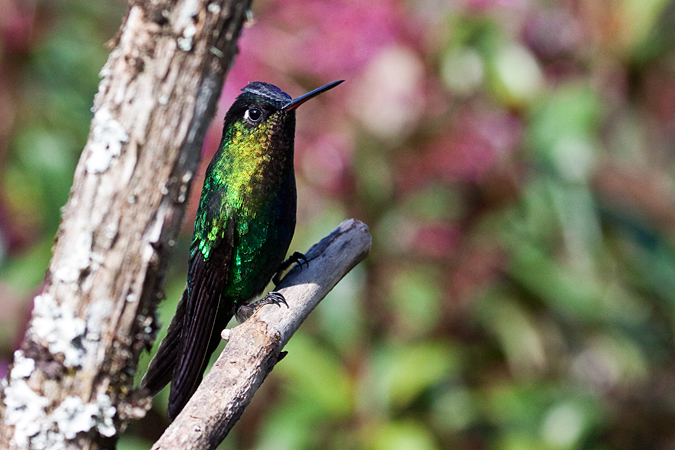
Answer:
[283, 80, 344, 112]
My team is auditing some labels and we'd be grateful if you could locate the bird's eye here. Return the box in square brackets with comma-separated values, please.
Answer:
[245, 108, 262, 124]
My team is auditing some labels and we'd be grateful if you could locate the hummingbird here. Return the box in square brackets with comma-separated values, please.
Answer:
[141, 79, 344, 420]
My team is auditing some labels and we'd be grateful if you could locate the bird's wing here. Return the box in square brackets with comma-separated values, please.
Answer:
[167, 216, 236, 420]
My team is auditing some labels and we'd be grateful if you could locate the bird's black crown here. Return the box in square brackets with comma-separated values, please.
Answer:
[241, 82, 292, 109]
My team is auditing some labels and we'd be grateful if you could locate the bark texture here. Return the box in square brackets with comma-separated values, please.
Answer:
[0, 0, 251, 448]
[152, 219, 372, 450]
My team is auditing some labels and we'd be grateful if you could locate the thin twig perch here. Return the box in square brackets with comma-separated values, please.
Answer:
[152, 218, 371, 450]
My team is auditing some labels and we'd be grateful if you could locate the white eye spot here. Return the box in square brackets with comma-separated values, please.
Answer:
[244, 107, 262, 124]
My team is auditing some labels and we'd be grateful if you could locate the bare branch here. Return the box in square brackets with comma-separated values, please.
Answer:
[152, 219, 372, 450]
[0, 0, 251, 448]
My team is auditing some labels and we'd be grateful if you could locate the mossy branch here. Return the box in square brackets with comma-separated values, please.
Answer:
[0, 0, 251, 448]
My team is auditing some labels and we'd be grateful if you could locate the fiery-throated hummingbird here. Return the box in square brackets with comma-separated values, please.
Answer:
[142, 80, 344, 420]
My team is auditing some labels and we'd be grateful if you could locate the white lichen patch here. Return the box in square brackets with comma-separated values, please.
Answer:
[2, 351, 43, 447]
[3, 385, 117, 447]
[3, 379, 50, 447]
[53, 397, 93, 439]
[53, 395, 116, 439]
[31, 294, 87, 368]
[94, 395, 117, 437]
[4, 299, 120, 445]
[177, 23, 197, 51]
[11, 350, 36, 379]
[3, 350, 117, 446]
[85, 107, 129, 174]
[84, 300, 112, 342]
[54, 232, 93, 283]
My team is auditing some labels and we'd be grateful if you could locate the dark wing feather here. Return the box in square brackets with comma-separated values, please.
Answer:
[141, 286, 187, 396]
[167, 218, 235, 420]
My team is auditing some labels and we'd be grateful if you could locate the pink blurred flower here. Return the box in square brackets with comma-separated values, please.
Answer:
[298, 131, 354, 196]
[411, 222, 463, 260]
[348, 45, 427, 140]
[523, 8, 583, 59]
[459, 0, 527, 12]
[219, 0, 415, 104]
[426, 106, 522, 183]
[273, 0, 408, 78]
[0, 0, 35, 54]
[449, 244, 505, 305]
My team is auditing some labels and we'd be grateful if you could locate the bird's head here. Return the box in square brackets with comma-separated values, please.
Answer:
[221, 80, 344, 155]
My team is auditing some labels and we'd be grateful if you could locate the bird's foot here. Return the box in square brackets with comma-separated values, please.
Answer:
[273, 252, 308, 286]
[235, 291, 288, 322]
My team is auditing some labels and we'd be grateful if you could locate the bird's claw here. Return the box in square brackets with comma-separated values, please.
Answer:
[290, 252, 309, 268]
[265, 291, 288, 308]
[235, 291, 289, 321]
[273, 252, 309, 286]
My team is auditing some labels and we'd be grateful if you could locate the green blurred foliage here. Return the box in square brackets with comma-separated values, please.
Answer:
[4, 0, 675, 449]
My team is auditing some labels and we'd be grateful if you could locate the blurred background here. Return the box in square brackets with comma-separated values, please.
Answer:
[3, 0, 675, 448]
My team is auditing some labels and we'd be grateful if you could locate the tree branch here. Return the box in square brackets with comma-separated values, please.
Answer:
[0, 0, 251, 448]
[152, 219, 372, 450]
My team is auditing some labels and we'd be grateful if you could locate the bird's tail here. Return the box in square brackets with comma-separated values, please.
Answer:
[141, 286, 187, 397]
[165, 298, 234, 420]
